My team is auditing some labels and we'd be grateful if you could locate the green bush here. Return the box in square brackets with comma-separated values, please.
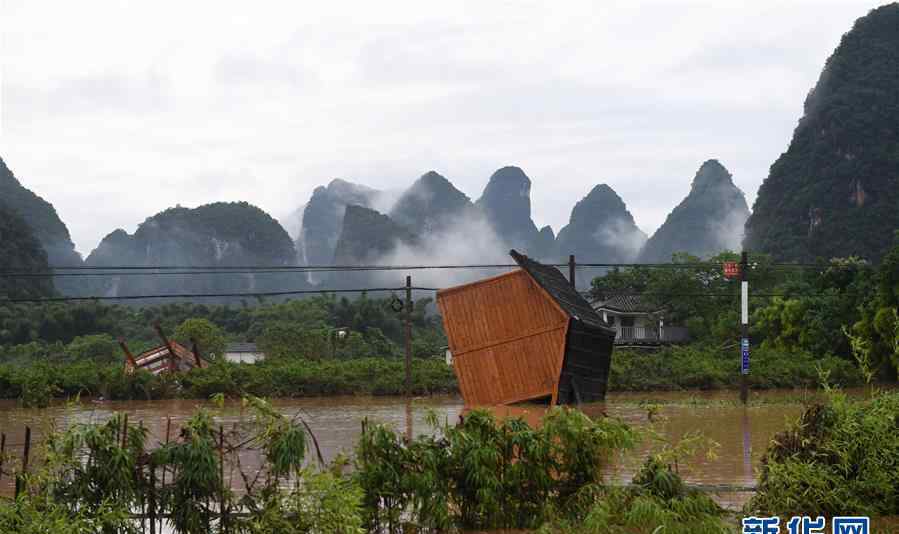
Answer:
[355, 407, 637, 532]
[610, 343, 864, 391]
[545, 457, 728, 533]
[748, 389, 899, 517]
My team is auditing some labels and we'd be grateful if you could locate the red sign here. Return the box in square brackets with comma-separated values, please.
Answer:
[723, 261, 740, 279]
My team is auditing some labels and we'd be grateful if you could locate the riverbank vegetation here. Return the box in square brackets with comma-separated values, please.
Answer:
[609, 345, 864, 391]
[3, 244, 899, 403]
[0, 357, 457, 407]
[0, 344, 869, 407]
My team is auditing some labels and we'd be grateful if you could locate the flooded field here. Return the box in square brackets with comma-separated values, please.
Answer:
[0, 388, 887, 509]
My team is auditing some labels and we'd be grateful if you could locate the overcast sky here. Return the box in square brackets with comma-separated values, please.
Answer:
[0, 0, 882, 256]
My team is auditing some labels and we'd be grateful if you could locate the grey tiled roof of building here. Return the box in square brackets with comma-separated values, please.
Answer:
[226, 342, 260, 353]
[593, 294, 663, 314]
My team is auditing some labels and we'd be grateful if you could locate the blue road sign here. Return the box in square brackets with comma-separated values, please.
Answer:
[741, 337, 750, 375]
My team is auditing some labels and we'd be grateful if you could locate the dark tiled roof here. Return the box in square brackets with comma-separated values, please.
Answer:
[226, 342, 260, 353]
[510, 250, 610, 330]
[593, 294, 663, 313]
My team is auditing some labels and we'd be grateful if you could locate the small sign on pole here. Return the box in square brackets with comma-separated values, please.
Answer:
[723, 261, 740, 279]
[741, 337, 750, 375]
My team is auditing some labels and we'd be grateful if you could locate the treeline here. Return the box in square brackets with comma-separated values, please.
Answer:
[0, 293, 447, 364]
[0, 294, 453, 405]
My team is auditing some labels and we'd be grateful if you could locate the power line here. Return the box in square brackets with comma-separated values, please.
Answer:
[0, 287, 439, 304]
[5, 263, 530, 272]
[0, 261, 844, 278]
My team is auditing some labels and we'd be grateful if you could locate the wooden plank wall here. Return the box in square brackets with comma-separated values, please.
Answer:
[437, 270, 569, 406]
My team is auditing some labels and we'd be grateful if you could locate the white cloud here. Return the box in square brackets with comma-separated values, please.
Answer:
[0, 0, 879, 255]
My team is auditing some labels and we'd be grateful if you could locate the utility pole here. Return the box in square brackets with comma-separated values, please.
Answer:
[740, 251, 750, 405]
[568, 254, 576, 289]
[405, 275, 412, 397]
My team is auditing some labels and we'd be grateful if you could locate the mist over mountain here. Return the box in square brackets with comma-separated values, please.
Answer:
[0, 157, 82, 267]
[85, 201, 302, 300]
[0, 201, 54, 299]
[329, 205, 423, 289]
[389, 171, 474, 233]
[299, 179, 381, 272]
[333, 205, 419, 266]
[556, 184, 646, 263]
[476, 166, 552, 258]
[639, 160, 749, 262]
[322, 165, 565, 289]
[745, 4, 899, 262]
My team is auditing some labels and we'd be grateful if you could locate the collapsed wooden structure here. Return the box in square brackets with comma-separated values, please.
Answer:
[120, 324, 208, 375]
[437, 250, 616, 407]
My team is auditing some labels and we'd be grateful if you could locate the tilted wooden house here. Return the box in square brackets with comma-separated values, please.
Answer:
[437, 250, 616, 407]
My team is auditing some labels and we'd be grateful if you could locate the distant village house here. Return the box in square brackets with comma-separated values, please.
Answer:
[591, 295, 690, 346]
[224, 342, 265, 364]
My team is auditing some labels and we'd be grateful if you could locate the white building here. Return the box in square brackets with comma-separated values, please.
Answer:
[224, 342, 265, 364]
[592, 295, 689, 345]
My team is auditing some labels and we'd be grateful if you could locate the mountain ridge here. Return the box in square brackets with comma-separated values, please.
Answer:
[744, 4, 899, 261]
[639, 159, 749, 262]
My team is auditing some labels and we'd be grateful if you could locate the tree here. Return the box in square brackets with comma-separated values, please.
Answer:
[65, 334, 119, 363]
[258, 322, 330, 360]
[174, 318, 226, 360]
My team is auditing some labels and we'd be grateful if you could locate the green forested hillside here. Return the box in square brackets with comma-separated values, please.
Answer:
[744, 4, 899, 261]
[0, 157, 81, 267]
[0, 202, 55, 299]
[85, 201, 301, 299]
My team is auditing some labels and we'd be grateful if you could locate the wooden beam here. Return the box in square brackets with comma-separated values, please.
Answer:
[190, 338, 204, 368]
[118, 338, 138, 371]
[153, 323, 177, 373]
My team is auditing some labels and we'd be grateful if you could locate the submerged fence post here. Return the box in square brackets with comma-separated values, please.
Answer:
[138, 420, 146, 534]
[219, 425, 227, 533]
[148, 460, 157, 534]
[0, 432, 5, 484]
[161, 417, 171, 488]
[15, 426, 31, 498]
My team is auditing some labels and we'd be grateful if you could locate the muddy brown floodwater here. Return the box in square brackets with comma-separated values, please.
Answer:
[0, 387, 890, 510]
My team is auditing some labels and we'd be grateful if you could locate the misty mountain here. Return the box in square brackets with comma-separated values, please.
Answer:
[85, 201, 302, 300]
[639, 160, 749, 262]
[0, 201, 54, 299]
[745, 4, 899, 262]
[0, 156, 82, 267]
[556, 184, 646, 263]
[333, 205, 419, 265]
[476, 166, 553, 258]
[389, 171, 474, 233]
[299, 179, 381, 271]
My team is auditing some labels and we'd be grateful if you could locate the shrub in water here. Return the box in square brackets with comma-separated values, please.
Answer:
[748, 389, 899, 517]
